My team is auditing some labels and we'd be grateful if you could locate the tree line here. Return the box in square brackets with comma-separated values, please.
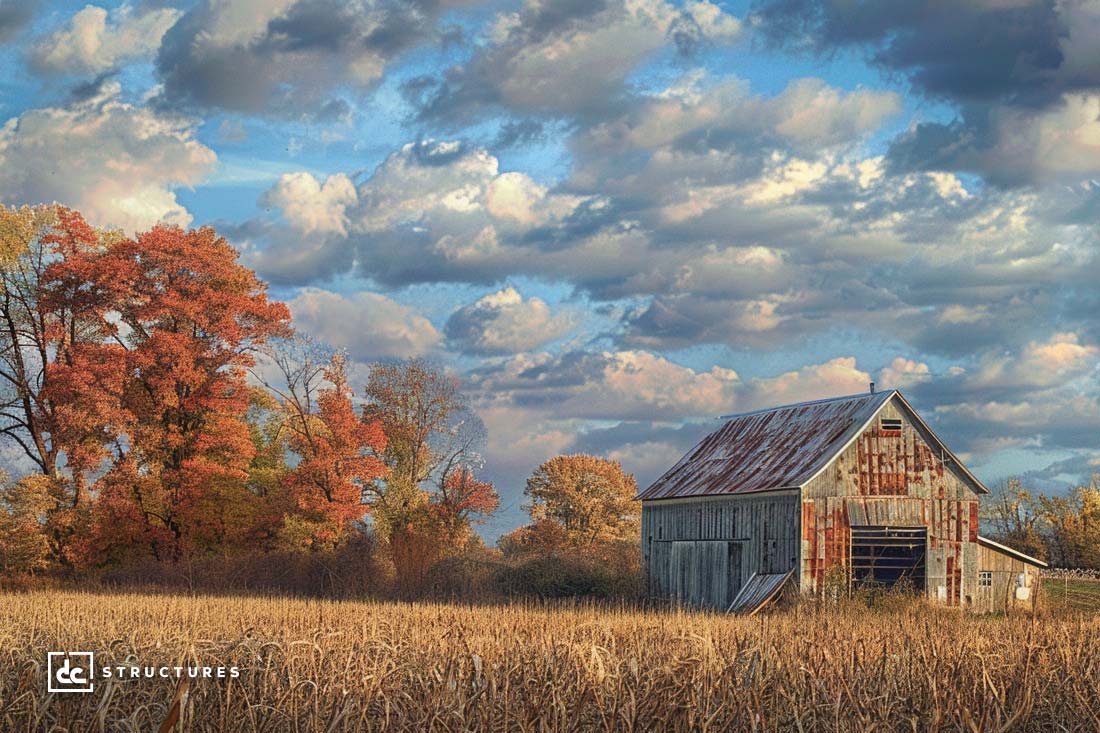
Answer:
[0, 205, 641, 598]
[983, 476, 1100, 569]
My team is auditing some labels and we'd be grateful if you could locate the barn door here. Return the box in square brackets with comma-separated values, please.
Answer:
[669, 541, 743, 609]
[850, 526, 927, 591]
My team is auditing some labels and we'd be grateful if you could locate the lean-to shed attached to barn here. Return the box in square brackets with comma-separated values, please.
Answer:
[637, 388, 1045, 613]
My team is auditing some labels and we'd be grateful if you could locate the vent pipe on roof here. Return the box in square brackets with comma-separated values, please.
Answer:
[869, 381, 876, 394]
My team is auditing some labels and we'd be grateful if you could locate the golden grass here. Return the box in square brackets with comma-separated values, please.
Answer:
[2, 590, 1099, 731]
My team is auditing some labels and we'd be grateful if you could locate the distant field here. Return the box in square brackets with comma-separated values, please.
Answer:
[1043, 576, 1100, 611]
[2, 590, 1100, 732]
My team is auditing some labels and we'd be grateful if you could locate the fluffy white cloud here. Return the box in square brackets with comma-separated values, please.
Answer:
[446, 287, 575, 355]
[492, 0, 738, 112]
[741, 357, 873, 409]
[972, 332, 1100, 389]
[247, 105, 1100, 374]
[878, 358, 932, 389]
[250, 140, 590, 285]
[485, 173, 553, 226]
[353, 141, 582, 234]
[31, 4, 181, 75]
[287, 288, 442, 361]
[1005, 94, 1100, 180]
[908, 333, 1100, 463]
[262, 172, 357, 236]
[668, 245, 789, 295]
[478, 404, 577, 478]
[0, 81, 215, 232]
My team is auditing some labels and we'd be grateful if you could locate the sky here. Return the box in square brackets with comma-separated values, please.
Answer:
[0, 0, 1098, 539]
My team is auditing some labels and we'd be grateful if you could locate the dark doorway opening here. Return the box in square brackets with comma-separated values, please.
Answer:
[850, 526, 927, 591]
[725, 541, 743, 609]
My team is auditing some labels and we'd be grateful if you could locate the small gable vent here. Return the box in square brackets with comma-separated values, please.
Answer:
[880, 417, 903, 431]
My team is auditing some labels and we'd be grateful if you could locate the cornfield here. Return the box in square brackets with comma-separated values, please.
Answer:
[2, 590, 1099, 731]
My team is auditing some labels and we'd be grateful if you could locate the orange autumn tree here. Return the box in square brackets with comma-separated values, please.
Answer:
[42, 219, 291, 564]
[434, 466, 499, 548]
[0, 206, 132, 562]
[279, 352, 388, 550]
[38, 209, 132, 498]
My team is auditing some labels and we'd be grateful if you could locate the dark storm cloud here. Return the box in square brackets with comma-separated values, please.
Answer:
[411, 0, 740, 126]
[1025, 455, 1100, 486]
[0, 0, 33, 32]
[494, 119, 545, 150]
[407, 137, 471, 166]
[751, 0, 1072, 106]
[885, 119, 987, 178]
[226, 218, 356, 285]
[0, 0, 36, 42]
[570, 420, 713, 459]
[751, 0, 1100, 185]
[154, 0, 452, 119]
[418, 0, 610, 121]
[69, 73, 118, 104]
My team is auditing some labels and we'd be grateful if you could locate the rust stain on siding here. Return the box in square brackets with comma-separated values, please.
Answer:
[854, 426, 944, 497]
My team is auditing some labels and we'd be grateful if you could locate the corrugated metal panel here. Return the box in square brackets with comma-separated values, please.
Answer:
[727, 570, 795, 615]
[637, 391, 894, 500]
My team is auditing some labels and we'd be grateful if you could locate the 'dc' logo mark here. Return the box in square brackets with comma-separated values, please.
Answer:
[47, 652, 95, 693]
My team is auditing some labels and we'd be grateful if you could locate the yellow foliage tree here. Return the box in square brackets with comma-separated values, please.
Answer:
[1040, 476, 1100, 569]
[524, 454, 639, 546]
[0, 204, 56, 266]
[0, 474, 56, 574]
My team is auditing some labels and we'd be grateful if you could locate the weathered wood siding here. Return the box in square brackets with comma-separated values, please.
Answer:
[801, 400, 981, 605]
[642, 492, 800, 609]
[974, 544, 1042, 614]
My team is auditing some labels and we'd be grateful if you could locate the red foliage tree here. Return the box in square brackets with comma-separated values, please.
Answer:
[282, 354, 388, 547]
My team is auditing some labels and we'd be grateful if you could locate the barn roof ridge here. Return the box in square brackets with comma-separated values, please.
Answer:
[718, 389, 896, 421]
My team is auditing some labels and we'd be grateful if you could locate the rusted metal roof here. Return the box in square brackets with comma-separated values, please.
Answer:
[727, 570, 795, 615]
[638, 391, 895, 501]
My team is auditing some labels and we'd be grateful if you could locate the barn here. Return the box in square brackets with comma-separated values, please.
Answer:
[637, 388, 1047, 613]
